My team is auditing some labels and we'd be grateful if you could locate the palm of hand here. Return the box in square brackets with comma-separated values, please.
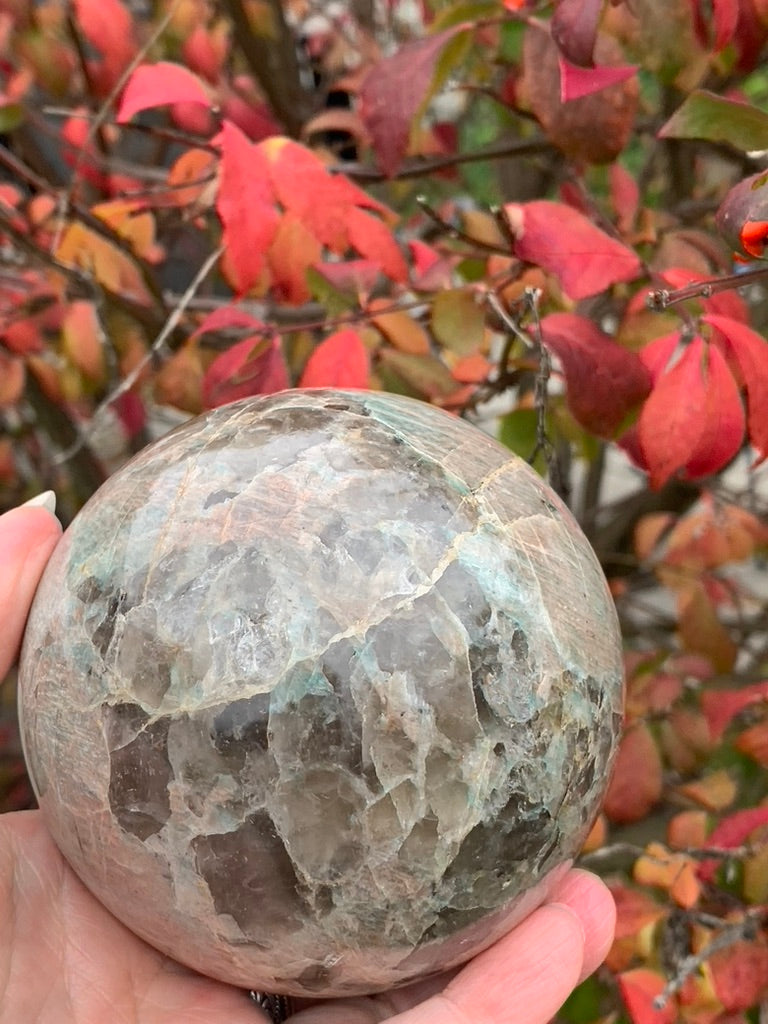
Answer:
[0, 505, 616, 1024]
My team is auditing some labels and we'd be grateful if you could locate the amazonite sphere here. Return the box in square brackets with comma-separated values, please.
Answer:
[18, 389, 623, 997]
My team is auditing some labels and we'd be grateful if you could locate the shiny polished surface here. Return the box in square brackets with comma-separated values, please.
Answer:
[19, 390, 623, 997]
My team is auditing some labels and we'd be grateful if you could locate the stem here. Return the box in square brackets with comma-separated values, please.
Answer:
[222, 0, 313, 137]
[647, 263, 768, 310]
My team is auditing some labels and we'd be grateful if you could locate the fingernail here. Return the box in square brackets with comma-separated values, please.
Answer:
[21, 490, 57, 515]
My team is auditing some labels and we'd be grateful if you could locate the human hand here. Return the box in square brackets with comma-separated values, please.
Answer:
[0, 497, 616, 1024]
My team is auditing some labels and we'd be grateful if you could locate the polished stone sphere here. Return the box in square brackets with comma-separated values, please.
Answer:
[18, 389, 623, 998]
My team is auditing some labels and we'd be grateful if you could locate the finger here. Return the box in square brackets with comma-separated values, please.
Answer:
[0, 499, 62, 678]
[547, 868, 616, 982]
[289, 869, 615, 1024]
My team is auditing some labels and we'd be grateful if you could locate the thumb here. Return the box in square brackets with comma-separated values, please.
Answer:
[0, 494, 62, 678]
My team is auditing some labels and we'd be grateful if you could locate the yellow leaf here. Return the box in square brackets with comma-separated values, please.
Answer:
[676, 769, 737, 812]
[633, 841, 701, 908]
[56, 223, 153, 303]
[91, 199, 160, 261]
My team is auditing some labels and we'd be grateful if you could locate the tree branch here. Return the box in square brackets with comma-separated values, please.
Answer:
[222, 0, 313, 137]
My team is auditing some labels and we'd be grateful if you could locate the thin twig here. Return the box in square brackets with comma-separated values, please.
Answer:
[339, 135, 557, 183]
[416, 196, 511, 255]
[654, 908, 768, 1009]
[647, 264, 768, 310]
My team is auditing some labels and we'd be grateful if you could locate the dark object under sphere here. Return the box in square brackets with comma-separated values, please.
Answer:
[18, 389, 623, 997]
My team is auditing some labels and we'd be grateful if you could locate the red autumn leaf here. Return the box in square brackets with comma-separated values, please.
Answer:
[618, 968, 677, 1024]
[113, 391, 146, 439]
[346, 207, 408, 284]
[551, 0, 603, 66]
[683, 342, 745, 479]
[359, 24, 470, 177]
[263, 138, 406, 281]
[191, 306, 264, 339]
[558, 57, 639, 102]
[521, 25, 639, 164]
[703, 314, 768, 461]
[603, 722, 663, 824]
[610, 163, 640, 233]
[539, 312, 651, 436]
[202, 334, 288, 408]
[505, 200, 641, 300]
[699, 806, 768, 881]
[709, 942, 768, 1011]
[701, 681, 768, 742]
[117, 63, 212, 123]
[312, 260, 381, 301]
[182, 25, 227, 84]
[638, 336, 744, 489]
[73, 0, 136, 85]
[299, 329, 369, 390]
[216, 121, 280, 296]
[691, 0, 739, 52]
[640, 331, 683, 380]
[267, 138, 386, 228]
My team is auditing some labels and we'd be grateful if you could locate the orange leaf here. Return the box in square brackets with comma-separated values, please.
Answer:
[268, 212, 322, 305]
[676, 769, 737, 812]
[634, 513, 674, 561]
[668, 810, 709, 850]
[299, 329, 369, 390]
[347, 207, 408, 283]
[581, 813, 607, 853]
[61, 300, 104, 383]
[735, 721, 768, 768]
[370, 302, 431, 355]
[603, 721, 663, 824]
[619, 968, 677, 1024]
[0, 352, 24, 407]
[56, 223, 153, 304]
[633, 841, 701, 908]
[166, 148, 217, 209]
[677, 582, 737, 673]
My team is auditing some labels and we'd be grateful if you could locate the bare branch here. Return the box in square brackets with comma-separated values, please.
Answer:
[222, 0, 314, 137]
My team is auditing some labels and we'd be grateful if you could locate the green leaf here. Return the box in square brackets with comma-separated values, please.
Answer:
[432, 0, 500, 30]
[431, 289, 485, 355]
[378, 349, 458, 398]
[0, 103, 24, 133]
[659, 90, 768, 152]
[498, 408, 546, 473]
[305, 266, 358, 318]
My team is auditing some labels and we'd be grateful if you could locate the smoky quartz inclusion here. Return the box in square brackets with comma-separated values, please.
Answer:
[18, 389, 623, 997]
